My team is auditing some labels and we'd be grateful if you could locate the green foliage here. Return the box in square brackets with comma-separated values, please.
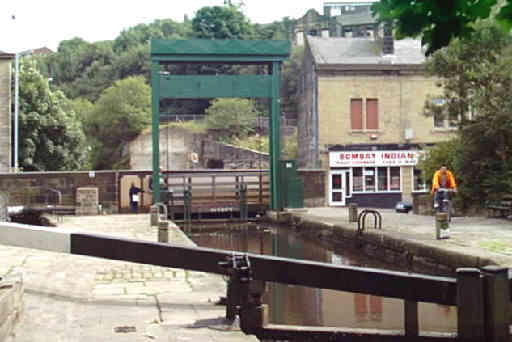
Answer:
[253, 17, 294, 40]
[113, 19, 191, 53]
[203, 98, 260, 142]
[85, 76, 151, 169]
[18, 60, 88, 171]
[281, 131, 297, 160]
[232, 131, 296, 160]
[192, 4, 254, 39]
[371, 0, 508, 54]
[233, 134, 269, 154]
[281, 46, 304, 116]
[165, 120, 207, 134]
[422, 23, 512, 207]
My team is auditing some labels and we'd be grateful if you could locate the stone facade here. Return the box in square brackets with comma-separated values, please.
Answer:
[0, 55, 14, 173]
[298, 33, 454, 208]
[316, 74, 452, 148]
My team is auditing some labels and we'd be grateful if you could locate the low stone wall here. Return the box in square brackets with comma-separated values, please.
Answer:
[297, 169, 325, 207]
[200, 140, 269, 169]
[0, 171, 118, 212]
[0, 273, 23, 342]
[129, 127, 271, 170]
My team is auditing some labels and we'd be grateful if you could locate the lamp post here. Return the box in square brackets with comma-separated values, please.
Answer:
[13, 49, 32, 172]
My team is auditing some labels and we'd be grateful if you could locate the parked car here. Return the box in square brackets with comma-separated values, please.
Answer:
[395, 201, 412, 213]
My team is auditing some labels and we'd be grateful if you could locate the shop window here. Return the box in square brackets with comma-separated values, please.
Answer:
[353, 166, 401, 193]
[413, 167, 427, 192]
[350, 99, 363, 130]
[366, 99, 378, 130]
[353, 168, 363, 192]
[390, 167, 401, 191]
[364, 167, 375, 192]
[377, 167, 388, 191]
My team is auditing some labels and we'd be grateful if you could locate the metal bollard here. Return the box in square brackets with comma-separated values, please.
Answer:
[158, 220, 169, 243]
[435, 212, 450, 239]
[348, 203, 358, 222]
[150, 204, 159, 226]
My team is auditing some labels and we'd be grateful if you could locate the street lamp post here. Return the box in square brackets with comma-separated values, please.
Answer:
[13, 49, 32, 172]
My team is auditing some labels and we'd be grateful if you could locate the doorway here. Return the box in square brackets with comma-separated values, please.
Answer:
[329, 170, 348, 206]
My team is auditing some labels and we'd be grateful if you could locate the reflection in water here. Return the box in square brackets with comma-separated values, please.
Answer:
[189, 224, 457, 334]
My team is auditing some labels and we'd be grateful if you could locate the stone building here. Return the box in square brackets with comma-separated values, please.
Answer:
[0, 52, 14, 172]
[293, 1, 378, 45]
[297, 28, 455, 208]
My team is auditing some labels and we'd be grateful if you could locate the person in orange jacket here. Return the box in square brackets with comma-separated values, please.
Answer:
[431, 166, 457, 208]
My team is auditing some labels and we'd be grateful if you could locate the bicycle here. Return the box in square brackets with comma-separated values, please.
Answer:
[434, 188, 454, 222]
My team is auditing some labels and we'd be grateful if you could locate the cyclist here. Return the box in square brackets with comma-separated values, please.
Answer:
[431, 166, 457, 209]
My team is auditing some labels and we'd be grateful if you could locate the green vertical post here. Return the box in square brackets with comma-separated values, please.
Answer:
[151, 60, 161, 203]
[270, 61, 281, 211]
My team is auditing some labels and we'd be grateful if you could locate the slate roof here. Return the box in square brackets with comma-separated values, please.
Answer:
[307, 36, 426, 67]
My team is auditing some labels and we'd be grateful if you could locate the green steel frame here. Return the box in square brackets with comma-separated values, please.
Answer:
[150, 39, 290, 211]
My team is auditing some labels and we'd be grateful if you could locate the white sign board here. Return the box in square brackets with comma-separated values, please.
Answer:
[329, 150, 424, 167]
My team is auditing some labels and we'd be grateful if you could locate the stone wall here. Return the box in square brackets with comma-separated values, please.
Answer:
[297, 169, 325, 207]
[0, 171, 118, 212]
[129, 126, 269, 170]
[0, 58, 12, 173]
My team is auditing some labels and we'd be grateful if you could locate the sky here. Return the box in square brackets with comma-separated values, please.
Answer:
[0, 0, 327, 53]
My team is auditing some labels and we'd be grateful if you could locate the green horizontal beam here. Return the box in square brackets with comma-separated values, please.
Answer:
[159, 75, 273, 99]
[151, 39, 290, 58]
[152, 55, 285, 63]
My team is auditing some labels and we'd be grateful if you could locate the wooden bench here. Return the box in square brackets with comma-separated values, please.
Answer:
[486, 196, 512, 218]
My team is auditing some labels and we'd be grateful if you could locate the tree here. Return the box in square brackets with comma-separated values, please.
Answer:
[204, 98, 260, 142]
[372, 0, 511, 54]
[421, 23, 512, 207]
[281, 45, 304, 117]
[192, 4, 253, 39]
[18, 60, 88, 171]
[85, 76, 151, 169]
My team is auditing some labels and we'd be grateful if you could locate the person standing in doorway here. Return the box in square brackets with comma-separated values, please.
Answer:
[129, 182, 143, 213]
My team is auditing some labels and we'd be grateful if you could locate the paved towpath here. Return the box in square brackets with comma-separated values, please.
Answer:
[0, 214, 257, 342]
[287, 207, 512, 267]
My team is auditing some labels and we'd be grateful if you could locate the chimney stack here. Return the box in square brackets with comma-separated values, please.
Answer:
[382, 21, 394, 55]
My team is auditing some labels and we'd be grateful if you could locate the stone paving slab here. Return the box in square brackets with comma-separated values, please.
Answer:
[1, 214, 257, 342]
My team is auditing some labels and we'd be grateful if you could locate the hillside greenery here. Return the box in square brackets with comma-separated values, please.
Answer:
[27, 2, 301, 170]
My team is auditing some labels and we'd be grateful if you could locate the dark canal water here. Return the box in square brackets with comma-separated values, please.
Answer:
[189, 223, 457, 334]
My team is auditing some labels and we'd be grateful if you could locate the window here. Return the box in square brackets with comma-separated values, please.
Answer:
[353, 168, 363, 192]
[351, 98, 378, 130]
[350, 99, 363, 130]
[377, 167, 388, 191]
[352, 167, 401, 193]
[390, 167, 401, 191]
[366, 99, 378, 130]
[413, 167, 427, 192]
[432, 98, 459, 129]
[364, 167, 375, 192]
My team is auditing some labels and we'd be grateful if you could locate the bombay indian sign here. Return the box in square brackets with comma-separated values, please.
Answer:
[329, 150, 423, 167]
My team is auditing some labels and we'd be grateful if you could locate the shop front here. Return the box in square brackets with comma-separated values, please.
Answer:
[328, 149, 427, 208]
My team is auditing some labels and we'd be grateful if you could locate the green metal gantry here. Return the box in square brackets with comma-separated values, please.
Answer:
[150, 39, 290, 211]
